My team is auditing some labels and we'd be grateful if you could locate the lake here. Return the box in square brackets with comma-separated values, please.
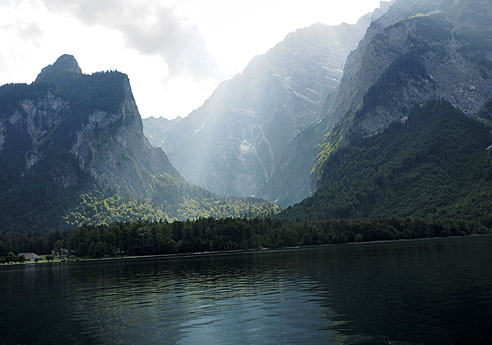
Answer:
[1, 236, 492, 344]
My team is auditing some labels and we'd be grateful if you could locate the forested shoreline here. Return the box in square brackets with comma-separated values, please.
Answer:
[1, 217, 490, 262]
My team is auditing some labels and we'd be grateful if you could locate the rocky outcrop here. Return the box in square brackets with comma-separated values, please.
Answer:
[35, 54, 82, 85]
[0, 55, 181, 197]
[323, 0, 492, 136]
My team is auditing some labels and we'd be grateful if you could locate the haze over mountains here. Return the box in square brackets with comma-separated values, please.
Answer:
[143, 7, 384, 206]
[145, 0, 492, 223]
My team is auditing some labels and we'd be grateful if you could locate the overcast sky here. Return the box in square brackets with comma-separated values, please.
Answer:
[0, 0, 383, 119]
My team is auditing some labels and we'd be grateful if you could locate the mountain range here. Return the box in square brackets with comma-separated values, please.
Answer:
[145, 0, 492, 224]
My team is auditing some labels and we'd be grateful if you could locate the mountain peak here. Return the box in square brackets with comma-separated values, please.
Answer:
[35, 54, 82, 84]
[51, 54, 81, 71]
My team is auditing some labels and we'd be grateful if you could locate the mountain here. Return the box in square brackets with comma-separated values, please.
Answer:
[34, 55, 181, 198]
[143, 13, 377, 206]
[0, 55, 279, 232]
[144, 116, 183, 149]
[315, 0, 492, 169]
[282, 0, 492, 220]
[257, 1, 393, 207]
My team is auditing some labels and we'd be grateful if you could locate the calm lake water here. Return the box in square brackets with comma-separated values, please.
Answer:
[1, 236, 492, 345]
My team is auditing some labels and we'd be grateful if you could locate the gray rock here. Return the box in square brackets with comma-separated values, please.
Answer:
[317, 0, 492, 156]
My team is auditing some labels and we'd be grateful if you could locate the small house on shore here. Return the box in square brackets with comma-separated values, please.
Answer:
[18, 253, 42, 261]
[51, 248, 70, 258]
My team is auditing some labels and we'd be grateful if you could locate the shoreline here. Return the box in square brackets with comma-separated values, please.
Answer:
[2, 233, 491, 267]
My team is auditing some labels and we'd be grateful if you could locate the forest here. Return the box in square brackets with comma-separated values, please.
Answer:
[0, 216, 489, 261]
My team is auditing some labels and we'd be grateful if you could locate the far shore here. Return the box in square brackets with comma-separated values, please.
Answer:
[2, 233, 491, 268]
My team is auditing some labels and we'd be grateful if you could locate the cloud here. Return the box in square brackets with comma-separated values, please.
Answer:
[0, 20, 43, 45]
[40, 0, 217, 78]
[14, 20, 43, 43]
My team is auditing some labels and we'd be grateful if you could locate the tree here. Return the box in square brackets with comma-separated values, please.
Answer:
[0, 241, 8, 256]
[77, 242, 87, 257]
[93, 242, 106, 259]
[53, 240, 64, 258]
[45, 255, 55, 262]
[6, 252, 16, 264]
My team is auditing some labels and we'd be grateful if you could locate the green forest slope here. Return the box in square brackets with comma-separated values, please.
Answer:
[281, 101, 492, 224]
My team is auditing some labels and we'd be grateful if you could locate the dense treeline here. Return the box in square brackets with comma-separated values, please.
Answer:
[0, 181, 280, 233]
[64, 187, 281, 229]
[0, 217, 489, 259]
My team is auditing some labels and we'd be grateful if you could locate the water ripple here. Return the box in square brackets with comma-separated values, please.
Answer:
[1, 236, 492, 344]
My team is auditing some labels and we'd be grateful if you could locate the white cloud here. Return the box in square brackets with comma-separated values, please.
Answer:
[1, 20, 42, 44]
[0, 0, 383, 118]
[40, 0, 217, 78]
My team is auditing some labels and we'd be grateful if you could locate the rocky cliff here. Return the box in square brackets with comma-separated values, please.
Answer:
[1, 55, 181, 197]
[318, 0, 492, 157]
[256, 2, 393, 206]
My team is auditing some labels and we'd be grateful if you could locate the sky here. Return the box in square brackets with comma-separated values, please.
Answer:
[0, 0, 383, 119]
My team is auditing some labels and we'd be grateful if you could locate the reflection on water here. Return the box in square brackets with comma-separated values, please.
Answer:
[1, 236, 492, 344]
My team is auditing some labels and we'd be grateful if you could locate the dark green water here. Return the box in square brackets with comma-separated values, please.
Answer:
[1, 236, 492, 345]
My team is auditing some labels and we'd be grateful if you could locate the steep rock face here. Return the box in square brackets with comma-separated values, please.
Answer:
[309, 0, 492, 180]
[322, 0, 451, 133]
[144, 17, 372, 201]
[322, 0, 492, 138]
[4, 56, 181, 197]
[257, 2, 394, 206]
[63, 74, 181, 197]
